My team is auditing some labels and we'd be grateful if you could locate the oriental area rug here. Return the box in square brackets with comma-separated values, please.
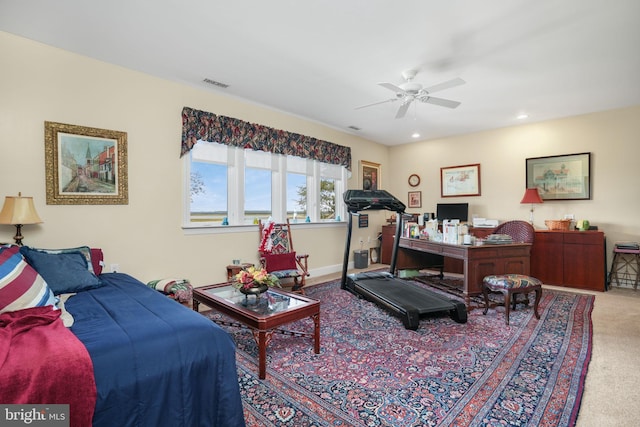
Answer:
[204, 277, 593, 427]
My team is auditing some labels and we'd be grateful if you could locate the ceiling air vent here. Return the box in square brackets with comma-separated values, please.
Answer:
[202, 78, 229, 88]
[347, 125, 361, 131]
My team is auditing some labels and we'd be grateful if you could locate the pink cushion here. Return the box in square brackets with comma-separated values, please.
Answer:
[483, 274, 542, 290]
[264, 252, 297, 272]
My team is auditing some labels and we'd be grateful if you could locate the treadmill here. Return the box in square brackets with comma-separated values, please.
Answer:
[341, 190, 467, 330]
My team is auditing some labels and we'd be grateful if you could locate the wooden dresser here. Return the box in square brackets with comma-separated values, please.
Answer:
[380, 224, 396, 265]
[530, 230, 606, 291]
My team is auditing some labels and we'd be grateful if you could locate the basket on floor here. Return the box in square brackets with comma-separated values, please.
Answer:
[545, 219, 572, 230]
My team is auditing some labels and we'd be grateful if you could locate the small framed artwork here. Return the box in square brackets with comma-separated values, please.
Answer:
[408, 191, 422, 208]
[358, 213, 369, 228]
[360, 160, 381, 190]
[441, 163, 481, 197]
[525, 152, 591, 200]
[45, 121, 128, 205]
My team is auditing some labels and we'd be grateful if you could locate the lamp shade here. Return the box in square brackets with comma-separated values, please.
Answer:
[520, 188, 543, 204]
[0, 193, 43, 225]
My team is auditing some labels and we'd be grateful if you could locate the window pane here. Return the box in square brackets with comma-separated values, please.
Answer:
[287, 172, 307, 221]
[245, 167, 271, 223]
[190, 161, 227, 224]
[320, 178, 336, 220]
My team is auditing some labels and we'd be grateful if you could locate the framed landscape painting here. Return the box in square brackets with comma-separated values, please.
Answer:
[440, 163, 481, 197]
[45, 121, 128, 205]
[526, 152, 591, 200]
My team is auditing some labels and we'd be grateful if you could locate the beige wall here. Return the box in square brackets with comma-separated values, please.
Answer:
[2, 31, 639, 287]
[388, 106, 640, 275]
[0, 31, 388, 285]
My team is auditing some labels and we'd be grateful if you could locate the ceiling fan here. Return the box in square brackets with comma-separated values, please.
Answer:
[356, 70, 465, 119]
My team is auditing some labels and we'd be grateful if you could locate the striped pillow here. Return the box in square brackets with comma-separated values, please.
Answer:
[0, 245, 57, 314]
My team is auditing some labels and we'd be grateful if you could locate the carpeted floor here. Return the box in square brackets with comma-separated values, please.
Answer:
[204, 277, 594, 427]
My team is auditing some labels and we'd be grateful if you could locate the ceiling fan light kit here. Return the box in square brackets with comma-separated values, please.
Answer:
[357, 69, 465, 119]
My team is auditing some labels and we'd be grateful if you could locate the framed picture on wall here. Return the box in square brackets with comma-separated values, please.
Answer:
[525, 152, 591, 200]
[360, 160, 381, 190]
[440, 163, 481, 197]
[408, 191, 422, 208]
[45, 121, 128, 205]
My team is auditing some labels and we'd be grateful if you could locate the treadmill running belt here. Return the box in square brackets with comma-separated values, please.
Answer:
[346, 272, 467, 329]
[356, 279, 455, 314]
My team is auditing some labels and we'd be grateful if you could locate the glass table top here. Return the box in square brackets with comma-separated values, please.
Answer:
[202, 284, 309, 315]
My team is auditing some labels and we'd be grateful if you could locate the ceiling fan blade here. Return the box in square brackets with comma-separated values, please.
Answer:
[422, 77, 465, 94]
[355, 98, 397, 110]
[395, 101, 412, 119]
[379, 82, 405, 93]
[420, 96, 461, 109]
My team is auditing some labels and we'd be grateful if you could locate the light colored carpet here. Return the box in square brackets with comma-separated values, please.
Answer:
[306, 265, 640, 427]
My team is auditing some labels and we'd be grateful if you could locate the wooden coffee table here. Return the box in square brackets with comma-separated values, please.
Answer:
[193, 283, 320, 379]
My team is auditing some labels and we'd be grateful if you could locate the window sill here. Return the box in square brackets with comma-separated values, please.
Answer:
[182, 221, 346, 235]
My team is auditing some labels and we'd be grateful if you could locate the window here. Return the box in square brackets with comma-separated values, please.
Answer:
[184, 141, 348, 228]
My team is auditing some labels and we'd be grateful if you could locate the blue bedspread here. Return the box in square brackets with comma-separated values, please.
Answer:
[66, 273, 245, 427]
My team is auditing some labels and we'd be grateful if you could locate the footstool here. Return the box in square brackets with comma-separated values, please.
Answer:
[482, 274, 542, 325]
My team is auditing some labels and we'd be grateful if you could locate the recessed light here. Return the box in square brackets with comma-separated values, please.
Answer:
[517, 113, 529, 120]
[411, 132, 420, 138]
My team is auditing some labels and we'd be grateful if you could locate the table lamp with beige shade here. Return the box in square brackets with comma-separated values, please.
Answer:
[0, 192, 43, 245]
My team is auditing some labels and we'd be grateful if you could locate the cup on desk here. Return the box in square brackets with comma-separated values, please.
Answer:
[463, 234, 472, 245]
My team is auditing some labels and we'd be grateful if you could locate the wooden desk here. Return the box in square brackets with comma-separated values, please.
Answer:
[395, 237, 532, 307]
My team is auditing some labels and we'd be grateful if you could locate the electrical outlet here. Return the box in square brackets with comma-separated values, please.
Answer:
[110, 264, 120, 273]
[367, 236, 371, 243]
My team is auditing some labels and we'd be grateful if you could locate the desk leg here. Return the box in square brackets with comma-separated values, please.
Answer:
[312, 313, 320, 354]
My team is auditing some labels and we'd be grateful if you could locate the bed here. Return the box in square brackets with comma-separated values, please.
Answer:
[0, 244, 245, 427]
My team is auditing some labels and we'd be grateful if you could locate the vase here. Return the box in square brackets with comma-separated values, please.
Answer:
[239, 283, 269, 296]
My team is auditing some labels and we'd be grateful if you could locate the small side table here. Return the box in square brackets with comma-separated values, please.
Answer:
[226, 263, 254, 280]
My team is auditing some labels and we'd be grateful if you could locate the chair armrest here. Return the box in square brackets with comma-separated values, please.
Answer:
[295, 253, 309, 276]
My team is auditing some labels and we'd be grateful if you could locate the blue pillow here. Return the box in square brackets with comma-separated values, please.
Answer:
[20, 247, 103, 295]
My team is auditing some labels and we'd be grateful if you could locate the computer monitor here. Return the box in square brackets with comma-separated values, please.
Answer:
[436, 203, 469, 222]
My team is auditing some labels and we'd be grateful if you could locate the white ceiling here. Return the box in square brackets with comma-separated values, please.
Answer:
[1, 0, 639, 146]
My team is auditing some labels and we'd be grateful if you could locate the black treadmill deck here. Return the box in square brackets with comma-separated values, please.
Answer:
[345, 272, 467, 330]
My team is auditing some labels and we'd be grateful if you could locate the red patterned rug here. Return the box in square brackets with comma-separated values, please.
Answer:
[204, 277, 593, 426]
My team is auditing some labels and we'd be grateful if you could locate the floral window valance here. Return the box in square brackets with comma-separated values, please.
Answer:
[181, 106, 351, 170]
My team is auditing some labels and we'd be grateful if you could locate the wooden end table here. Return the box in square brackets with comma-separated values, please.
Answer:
[193, 283, 320, 379]
[226, 263, 254, 280]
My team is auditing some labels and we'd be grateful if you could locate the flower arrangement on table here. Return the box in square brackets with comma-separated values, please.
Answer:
[233, 266, 280, 293]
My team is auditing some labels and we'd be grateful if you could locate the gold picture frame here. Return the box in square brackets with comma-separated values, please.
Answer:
[360, 160, 381, 190]
[45, 121, 128, 205]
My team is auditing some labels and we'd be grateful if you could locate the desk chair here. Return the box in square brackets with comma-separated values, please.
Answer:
[258, 219, 309, 294]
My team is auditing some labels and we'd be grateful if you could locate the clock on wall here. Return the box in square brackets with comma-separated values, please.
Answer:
[408, 173, 420, 187]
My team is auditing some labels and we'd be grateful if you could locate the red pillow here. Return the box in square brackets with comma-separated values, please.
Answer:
[264, 252, 297, 272]
[90, 248, 104, 275]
